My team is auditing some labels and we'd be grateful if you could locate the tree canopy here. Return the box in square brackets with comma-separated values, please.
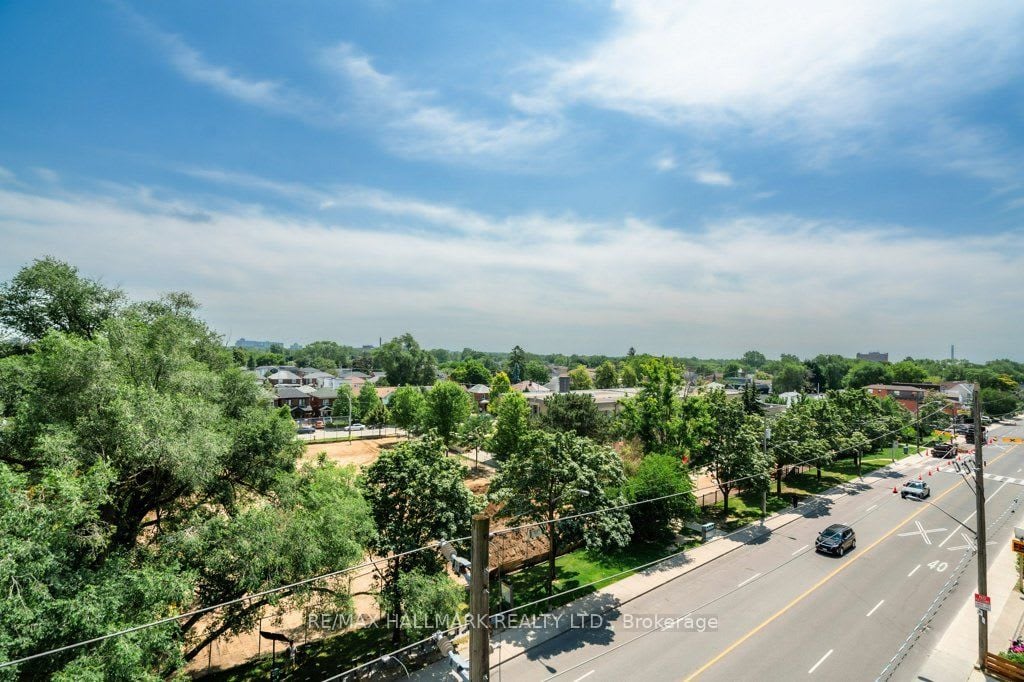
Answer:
[375, 333, 436, 386]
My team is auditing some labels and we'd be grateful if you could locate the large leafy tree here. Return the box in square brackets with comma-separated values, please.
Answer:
[772, 362, 808, 393]
[540, 392, 608, 441]
[524, 360, 550, 384]
[698, 390, 773, 512]
[844, 361, 894, 388]
[458, 413, 493, 471]
[423, 380, 473, 446]
[358, 435, 479, 642]
[981, 387, 1020, 418]
[489, 390, 532, 460]
[742, 350, 767, 369]
[488, 371, 511, 411]
[388, 386, 426, 436]
[617, 359, 704, 457]
[891, 359, 928, 384]
[0, 262, 374, 678]
[375, 333, 436, 386]
[804, 354, 852, 392]
[568, 365, 593, 390]
[448, 358, 492, 385]
[490, 432, 632, 596]
[594, 361, 619, 389]
[624, 454, 697, 541]
[0, 256, 124, 341]
[356, 381, 382, 421]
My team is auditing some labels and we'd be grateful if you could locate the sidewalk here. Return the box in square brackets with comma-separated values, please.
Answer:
[914, 529, 1024, 682]
[410, 451, 934, 680]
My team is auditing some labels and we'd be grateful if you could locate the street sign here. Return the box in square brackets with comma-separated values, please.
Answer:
[1002, 437, 1024, 444]
[1013, 539, 1024, 554]
[500, 581, 513, 607]
[975, 593, 992, 611]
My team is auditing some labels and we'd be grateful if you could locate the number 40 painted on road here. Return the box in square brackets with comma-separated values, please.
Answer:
[928, 560, 949, 572]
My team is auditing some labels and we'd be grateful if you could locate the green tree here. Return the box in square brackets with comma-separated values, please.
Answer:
[458, 412, 493, 472]
[488, 371, 511, 411]
[723, 361, 742, 377]
[619, 363, 639, 388]
[448, 358, 492, 385]
[524, 360, 551, 384]
[0, 257, 124, 341]
[359, 435, 479, 643]
[742, 350, 767, 369]
[773, 362, 809, 393]
[375, 333, 436, 386]
[981, 388, 1019, 418]
[699, 391, 773, 512]
[423, 380, 473, 446]
[568, 365, 593, 390]
[389, 386, 426, 436]
[541, 392, 608, 441]
[594, 361, 619, 388]
[489, 390, 532, 460]
[506, 345, 527, 383]
[805, 354, 852, 391]
[625, 454, 697, 541]
[891, 360, 928, 384]
[391, 571, 464, 639]
[357, 380, 382, 421]
[0, 278, 373, 677]
[332, 384, 357, 423]
[844, 361, 894, 388]
[489, 432, 632, 596]
[617, 359, 703, 457]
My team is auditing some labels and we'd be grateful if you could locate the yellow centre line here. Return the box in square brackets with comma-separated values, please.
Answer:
[682, 444, 1019, 682]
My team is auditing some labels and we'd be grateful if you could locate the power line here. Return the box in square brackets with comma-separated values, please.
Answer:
[493, 402, 950, 538]
[0, 535, 471, 671]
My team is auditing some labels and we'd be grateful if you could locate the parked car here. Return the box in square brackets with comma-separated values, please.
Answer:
[296, 426, 315, 434]
[901, 480, 931, 499]
[343, 423, 366, 432]
[931, 442, 956, 458]
[815, 524, 856, 557]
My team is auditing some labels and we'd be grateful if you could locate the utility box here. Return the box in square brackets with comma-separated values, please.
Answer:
[686, 521, 716, 542]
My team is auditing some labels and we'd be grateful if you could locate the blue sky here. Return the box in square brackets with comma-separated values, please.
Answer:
[2, 1, 1023, 360]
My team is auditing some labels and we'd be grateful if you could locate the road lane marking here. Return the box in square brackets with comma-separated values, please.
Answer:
[866, 600, 884, 617]
[897, 520, 947, 545]
[792, 545, 809, 556]
[573, 671, 595, 682]
[908, 564, 921, 577]
[681, 444, 1019, 682]
[866, 504, 878, 512]
[808, 649, 833, 674]
[737, 573, 762, 588]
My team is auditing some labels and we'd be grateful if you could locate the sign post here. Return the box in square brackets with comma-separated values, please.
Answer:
[975, 593, 991, 612]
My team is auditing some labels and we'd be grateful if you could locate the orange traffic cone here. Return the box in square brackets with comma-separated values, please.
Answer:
[892, 486, 898, 494]
[918, 474, 922, 480]
[928, 470, 932, 476]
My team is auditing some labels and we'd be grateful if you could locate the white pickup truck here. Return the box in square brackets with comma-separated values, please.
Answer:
[901, 480, 931, 499]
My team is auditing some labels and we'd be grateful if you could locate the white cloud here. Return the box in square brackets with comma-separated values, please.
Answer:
[0, 166, 15, 184]
[1, 174, 1022, 359]
[32, 167, 59, 183]
[321, 43, 562, 162]
[547, 1, 1024, 140]
[693, 169, 734, 187]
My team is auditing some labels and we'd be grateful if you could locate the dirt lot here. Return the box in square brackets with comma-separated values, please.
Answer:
[301, 436, 404, 468]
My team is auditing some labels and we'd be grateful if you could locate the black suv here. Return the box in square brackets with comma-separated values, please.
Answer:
[815, 524, 856, 557]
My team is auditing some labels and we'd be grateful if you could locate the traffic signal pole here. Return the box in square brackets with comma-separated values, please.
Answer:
[973, 384, 988, 669]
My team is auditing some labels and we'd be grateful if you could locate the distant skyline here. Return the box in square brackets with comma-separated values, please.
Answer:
[2, 2, 1023, 361]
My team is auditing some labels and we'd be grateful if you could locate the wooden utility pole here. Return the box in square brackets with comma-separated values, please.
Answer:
[974, 384, 988, 669]
[470, 514, 490, 682]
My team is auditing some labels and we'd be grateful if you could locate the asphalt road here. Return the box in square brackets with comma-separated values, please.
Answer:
[491, 416, 1024, 682]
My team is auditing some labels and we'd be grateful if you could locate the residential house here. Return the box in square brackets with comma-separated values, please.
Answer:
[523, 388, 639, 417]
[274, 385, 312, 419]
[866, 384, 925, 414]
[511, 381, 551, 394]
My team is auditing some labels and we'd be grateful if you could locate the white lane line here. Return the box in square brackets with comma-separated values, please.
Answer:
[792, 544, 809, 556]
[866, 599, 885, 617]
[936, 479, 1007, 548]
[737, 572, 762, 588]
[866, 504, 878, 512]
[573, 671, 595, 682]
[808, 649, 834, 674]
[908, 564, 921, 577]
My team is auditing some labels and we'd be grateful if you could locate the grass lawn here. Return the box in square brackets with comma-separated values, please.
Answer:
[494, 537, 694, 617]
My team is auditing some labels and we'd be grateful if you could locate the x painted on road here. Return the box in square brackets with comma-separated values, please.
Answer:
[898, 520, 948, 546]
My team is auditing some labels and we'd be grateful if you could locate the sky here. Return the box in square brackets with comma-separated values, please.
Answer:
[1, 1, 1023, 361]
